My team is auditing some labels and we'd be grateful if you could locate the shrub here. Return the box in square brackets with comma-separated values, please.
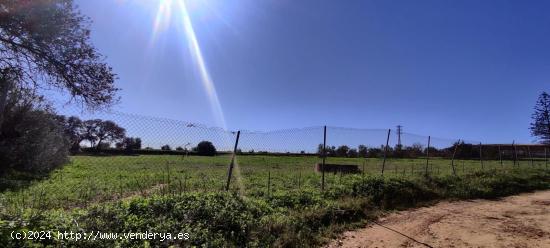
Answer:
[193, 141, 216, 156]
[0, 109, 69, 175]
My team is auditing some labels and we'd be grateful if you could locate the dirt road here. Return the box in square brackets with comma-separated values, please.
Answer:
[327, 190, 550, 248]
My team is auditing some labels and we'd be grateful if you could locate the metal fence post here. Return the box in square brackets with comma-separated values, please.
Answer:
[225, 131, 241, 191]
[381, 129, 391, 175]
[451, 139, 459, 176]
[425, 136, 431, 175]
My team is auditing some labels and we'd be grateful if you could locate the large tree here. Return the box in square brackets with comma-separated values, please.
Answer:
[0, 0, 118, 126]
[530, 92, 550, 144]
[82, 119, 125, 150]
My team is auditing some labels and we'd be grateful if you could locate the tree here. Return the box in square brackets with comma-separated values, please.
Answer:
[327, 146, 336, 157]
[95, 120, 125, 150]
[116, 137, 141, 151]
[55, 115, 84, 152]
[336, 145, 350, 157]
[530, 92, 550, 144]
[404, 143, 423, 158]
[161, 144, 171, 151]
[193, 141, 217, 156]
[367, 147, 382, 158]
[0, 0, 118, 129]
[81, 119, 125, 150]
[347, 148, 358, 157]
[82, 119, 100, 147]
[358, 145, 368, 158]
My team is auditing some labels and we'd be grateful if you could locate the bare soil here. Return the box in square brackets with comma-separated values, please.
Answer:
[326, 190, 550, 248]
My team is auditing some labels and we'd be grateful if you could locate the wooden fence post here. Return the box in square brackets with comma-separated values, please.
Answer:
[225, 131, 241, 191]
[382, 129, 391, 175]
[425, 136, 431, 176]
[451, 139, 459, 176]
[321, 126, 327, 191]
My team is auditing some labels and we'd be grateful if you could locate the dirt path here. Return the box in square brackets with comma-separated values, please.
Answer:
[327, 190, 550, 248]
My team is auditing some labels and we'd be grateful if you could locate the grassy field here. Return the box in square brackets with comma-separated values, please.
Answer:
[2, 154, 544, 212]
[1, 155, 549, 247]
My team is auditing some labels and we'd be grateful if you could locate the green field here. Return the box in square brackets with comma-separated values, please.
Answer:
[2, 155, 545, 212]
[1, 155, 549, 247]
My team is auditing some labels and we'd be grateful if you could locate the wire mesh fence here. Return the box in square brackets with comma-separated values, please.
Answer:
[33, 108, 549, 207]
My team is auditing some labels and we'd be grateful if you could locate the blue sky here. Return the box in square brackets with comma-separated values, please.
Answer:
[67, 0, 550, 144]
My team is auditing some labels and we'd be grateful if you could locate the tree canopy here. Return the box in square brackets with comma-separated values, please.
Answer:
[530, 92, 550, 144]
[0, 0, 118, 114]
[194, 141, 217, 156]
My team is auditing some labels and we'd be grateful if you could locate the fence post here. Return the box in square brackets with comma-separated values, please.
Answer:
[425, 136, 431, 176]
[513, 140, 518, 166]
[321, 126, 327, 191]
[451, 139, 459, 176]
[498, 145, 503, 167]
[225, 131, 241, 191]
[479, 142, 484, 170]
[381, 129, 391, 175]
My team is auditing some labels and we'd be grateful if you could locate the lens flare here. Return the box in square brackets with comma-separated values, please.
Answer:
[151, 0, 173, 44]
[150, 0, 245, 194]
[175, 0, 227, 129]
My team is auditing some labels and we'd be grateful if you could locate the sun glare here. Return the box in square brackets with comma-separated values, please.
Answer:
[149, 0, 244, 194]
[150, 0, 227, 130]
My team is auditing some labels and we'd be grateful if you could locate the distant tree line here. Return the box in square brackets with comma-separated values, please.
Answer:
[159, 141, 217, 156]
[317, 141, 543, 160]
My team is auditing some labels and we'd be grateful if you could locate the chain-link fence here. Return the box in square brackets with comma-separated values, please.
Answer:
[41, 108, 549, 207]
